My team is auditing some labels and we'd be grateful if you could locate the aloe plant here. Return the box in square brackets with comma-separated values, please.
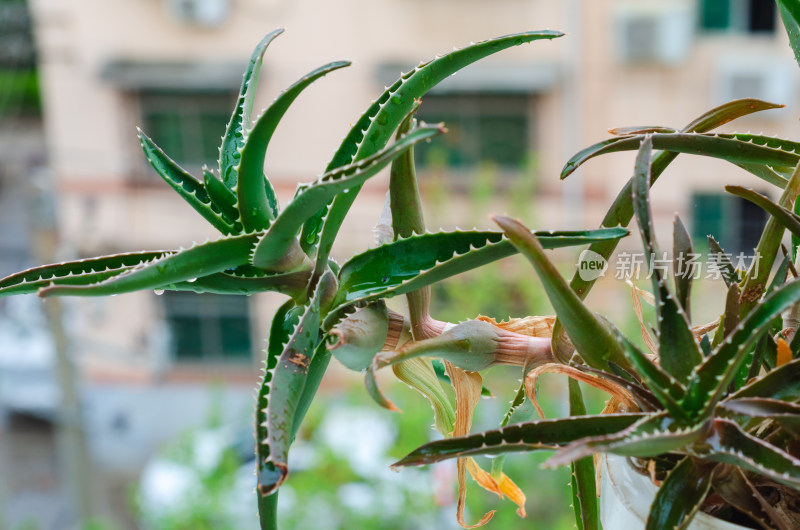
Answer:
[10, 11, 800, 529]
[0, 28, 645, 528]
[394, 120, 800, 528]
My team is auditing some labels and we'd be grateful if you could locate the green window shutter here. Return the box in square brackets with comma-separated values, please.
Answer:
[700, 0, 731, 30]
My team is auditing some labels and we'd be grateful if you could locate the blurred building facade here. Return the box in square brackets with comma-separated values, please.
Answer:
[3, 0, 798, 524]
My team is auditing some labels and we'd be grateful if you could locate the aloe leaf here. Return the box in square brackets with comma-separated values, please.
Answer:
[292, 340, 331, 436]
[794, 198, 800, 259]
[730, 357, 800, 401]
[645, 457, 714, 530]
[251, 125, 442, 271]
[567, 379, 598, 530]
[391, 413, 647, 467]
[547, 413, 706, 467]
[691, 418, 800, 489]
[738, 163, 800, 318]
[256, 299, 300, 497]
[722, 283, 740, 340]
[330, 227, 628, 319]
[707, 236, 740, 287]
[139, 130, 235, 234]
[220, 29, 283, 190]
[564, 133, 800, 181]
[235, 61, 351, 231]
[162, 268, 311, 300]
[203, 167, 239, 224]
[617, 335, 688, 418]
[686, 278, 800, 418]
[257, 271, 330, 496]
[609, 126, 678, 135]
[494, 214, 631, 371]
[737, 162, 790, 188]
[577, 364, 661, 412]
[632, 137, 702, 383]
[302, 30, 564, 263]
[673, 215, 694, 318]
[778, 0, 800, 68]
[38, 233, 259, 297]
[726, 185, 800, 237]
[0, 251, 167, 297]
[719, 396, 800, 432]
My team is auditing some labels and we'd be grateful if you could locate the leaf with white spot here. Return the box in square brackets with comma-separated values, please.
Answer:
[139, 130, 235, 234]
[0, 251, 168, 297]
[37, 233, 260, 298]
[236, 61, 351, 231]
[391, 413, 647, 467]
[220, 29, 283, 190]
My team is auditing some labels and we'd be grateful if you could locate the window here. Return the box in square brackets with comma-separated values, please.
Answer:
[699, 0, 776, 33]
[139, 91, 234, 172]
[162, 292, 252, 362]
[691, 192, 767, 256]
[415, 94, 532, 172]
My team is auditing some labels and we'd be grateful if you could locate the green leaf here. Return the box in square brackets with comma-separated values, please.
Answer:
[672, 215, 694, 318]
[618, 335, 688, 419]
[728, 357, 800, 401]
[257, 271, 330, 496]
[38, 233, 260, 298]
[737, 163, 800, 318]
[302, 30, 565, 263]
[577, 364, 661, 412]
[220, 29, 283, 190]
[251, 125, 443, 272]
[162, 268, 311, 300]
[645, 457, 713, 530]
[138, 130, 235, 234]
[707, 236, 740, 287]
[0, 251, 167, 297]
[330, 227, 629, 321]
[235, 61, 351, 231]
[493, 215, 631, 371]
[547, 413, 706, 467]
[632, 136, 702, 384]
[691, 418, 800, 489]
[203, 167, 240, 224]
[391, 413, 646, 467]
[778, 0, 800, 68]
[563, 133, 800, 180]
[726, 184, 800, 237]
[256, 299, 300, 497]
[686, 278, 800, 418]
[568, 379, 598, 530]
[292, 340, 331, 435]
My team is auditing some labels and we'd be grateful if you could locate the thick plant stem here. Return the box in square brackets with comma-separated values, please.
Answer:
[258, 490, 279, 530]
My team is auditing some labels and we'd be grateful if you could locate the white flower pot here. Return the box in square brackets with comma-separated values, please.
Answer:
[600, 454, 746, 529]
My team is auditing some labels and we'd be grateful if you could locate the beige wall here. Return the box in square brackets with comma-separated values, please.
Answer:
[25, 0, 800, 379]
